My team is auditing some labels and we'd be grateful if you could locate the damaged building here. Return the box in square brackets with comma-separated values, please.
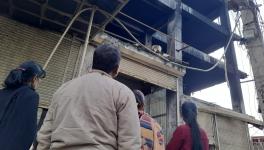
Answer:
[0, 0, 263, 149]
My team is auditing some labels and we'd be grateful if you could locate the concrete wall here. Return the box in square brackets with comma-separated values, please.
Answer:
[145, 92, 251, 149]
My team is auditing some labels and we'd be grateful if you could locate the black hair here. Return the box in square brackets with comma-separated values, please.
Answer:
[92, 44, 121, 74]
[3, 61, 46, 89]
[133, 90, 145, 109]
[181, 101, 203, 150]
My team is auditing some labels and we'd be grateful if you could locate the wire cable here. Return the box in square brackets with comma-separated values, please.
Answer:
[44, 7, 241, 73]
[97, 8, 242, 72]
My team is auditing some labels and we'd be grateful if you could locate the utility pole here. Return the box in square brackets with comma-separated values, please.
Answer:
[233, 0, 264, 119]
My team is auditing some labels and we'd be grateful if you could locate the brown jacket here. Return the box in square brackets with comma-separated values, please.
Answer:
[37, 70, 141, 150]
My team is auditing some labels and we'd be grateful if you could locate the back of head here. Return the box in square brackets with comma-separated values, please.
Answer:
[92, 44, 121, 74]
[133, 90, 145, 110]
[3, 60, 46, 89]
[181, 101, 203, 150]
[181, 101, 198, 123]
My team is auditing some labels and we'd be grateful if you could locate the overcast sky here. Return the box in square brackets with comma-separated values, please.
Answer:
[192, 0, 264, 136]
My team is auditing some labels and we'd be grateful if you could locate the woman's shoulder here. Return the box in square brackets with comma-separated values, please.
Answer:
[177, 124, 190, 130]
[17, 86, 39, 98]
[200, 128, 208, 138]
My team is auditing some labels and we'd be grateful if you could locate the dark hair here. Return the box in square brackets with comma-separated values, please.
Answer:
[133, 90, 145, 109]
[181, 101, 203, 150]
[92, 44, 121, 74]
[3, 61, 46, 89]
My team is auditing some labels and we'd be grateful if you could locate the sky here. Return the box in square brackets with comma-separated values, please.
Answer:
[192, 0, 264, 136]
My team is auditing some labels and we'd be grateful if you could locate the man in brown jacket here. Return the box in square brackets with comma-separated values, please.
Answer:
[37, 44, 141, 150]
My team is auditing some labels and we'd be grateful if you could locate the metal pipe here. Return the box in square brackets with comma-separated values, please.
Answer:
[43, 7, 93, 70]
[245, 124, 253, 150]
[119, 11, 186, 47]
[78, 8, 96, 76]
[176, 79, 181, 126]
[241, 79, 255, 83]
[214, 114, 221, 150]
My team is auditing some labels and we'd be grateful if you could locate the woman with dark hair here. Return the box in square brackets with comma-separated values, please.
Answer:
[167, 101, 209, 150]
[0, 61, 46, 150]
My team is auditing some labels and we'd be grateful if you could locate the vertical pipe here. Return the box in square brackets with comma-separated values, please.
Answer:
[245, 124, 252, 150]
[73, 44, 84, 78]
[214, 114, 221, 150]
[176, 79, 181, 125]
[62, 36, 76, 83]
[78, 8, 96, 76]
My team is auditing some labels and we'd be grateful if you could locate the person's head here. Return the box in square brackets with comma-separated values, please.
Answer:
[92, 44, 121, 78]
[3, 61, 46, 89]
[181, 101, 202, 150]
[133, 90, 145, 111]
[181, 101, 198, 123]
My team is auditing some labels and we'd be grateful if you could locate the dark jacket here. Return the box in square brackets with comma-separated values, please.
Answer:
[0, 85, 39, 150]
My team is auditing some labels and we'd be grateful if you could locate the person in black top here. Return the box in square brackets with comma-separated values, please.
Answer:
[0, 61, 46, 150]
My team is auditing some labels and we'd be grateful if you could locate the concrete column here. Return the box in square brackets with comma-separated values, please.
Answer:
[167, 0, 182, 61]
[166, 90, 177, 141]
[166, 0, 183, 141]
[145, 32, 152, 49]
[220, 1, 245, 113]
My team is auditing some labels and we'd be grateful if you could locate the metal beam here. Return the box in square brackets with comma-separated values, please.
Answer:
[101, 0, 129, 28]
[94, 0, 130, 36]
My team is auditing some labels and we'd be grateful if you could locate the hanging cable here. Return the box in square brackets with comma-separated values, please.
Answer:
[97, 8, 241, 72]
[119, 11, 187, 49]
[43, 7, 93, 70]
[224, 53, 230, 87]
[44, 7, 241, 73]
